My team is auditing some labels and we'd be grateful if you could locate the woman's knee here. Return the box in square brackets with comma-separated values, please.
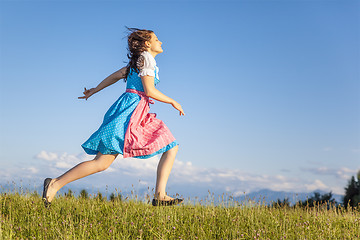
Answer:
[96, 161, 110, 172]
[94, 154, 117, 172]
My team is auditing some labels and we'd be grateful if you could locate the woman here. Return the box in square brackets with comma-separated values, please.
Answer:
[42, 28, 185, 207]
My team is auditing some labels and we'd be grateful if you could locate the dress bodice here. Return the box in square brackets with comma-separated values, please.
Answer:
[126, 67, 160, 92]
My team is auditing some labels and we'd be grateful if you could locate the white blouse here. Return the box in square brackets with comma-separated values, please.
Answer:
[137, 51, 157, 77]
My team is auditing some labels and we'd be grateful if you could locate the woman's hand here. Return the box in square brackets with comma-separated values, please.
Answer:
[171, 101, 185, 116]
[78, 87, 97, 100]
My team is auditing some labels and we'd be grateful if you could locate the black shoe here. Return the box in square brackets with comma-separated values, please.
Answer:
[42, 178, 52, 209]
[152, 198, 184, 207]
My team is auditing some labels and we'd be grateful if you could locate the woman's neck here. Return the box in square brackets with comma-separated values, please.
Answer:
[146, 49, 158, 58]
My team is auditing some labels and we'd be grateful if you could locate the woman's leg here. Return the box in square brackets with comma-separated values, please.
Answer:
[45, 152, 118, 202]
[154, 145, 179, 200]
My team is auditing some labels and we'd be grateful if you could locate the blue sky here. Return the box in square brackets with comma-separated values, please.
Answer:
[0, 0, 359, 197]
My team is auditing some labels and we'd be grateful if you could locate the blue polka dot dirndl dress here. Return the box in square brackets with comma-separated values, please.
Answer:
[81, 51, 178, 159]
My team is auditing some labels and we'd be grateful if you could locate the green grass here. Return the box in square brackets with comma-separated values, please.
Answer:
[1, 192, 359, 239]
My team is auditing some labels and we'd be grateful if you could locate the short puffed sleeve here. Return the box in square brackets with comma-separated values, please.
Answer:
[137, 51, 156, 77]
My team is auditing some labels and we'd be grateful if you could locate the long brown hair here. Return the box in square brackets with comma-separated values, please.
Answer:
[124, 27, 153, 82]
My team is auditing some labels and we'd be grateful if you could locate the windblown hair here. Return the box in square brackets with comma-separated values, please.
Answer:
[124, 27, 154, 82]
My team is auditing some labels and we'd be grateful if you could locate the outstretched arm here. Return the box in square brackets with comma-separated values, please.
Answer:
[78, 67, 127, 100]
[141, 75, 185, 116]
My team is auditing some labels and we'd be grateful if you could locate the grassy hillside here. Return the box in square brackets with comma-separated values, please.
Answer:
[1, 192, 359, 239]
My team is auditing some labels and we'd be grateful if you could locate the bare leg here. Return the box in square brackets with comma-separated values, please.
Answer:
[45, 152, 118, 202]
[155, 145, 179, 200]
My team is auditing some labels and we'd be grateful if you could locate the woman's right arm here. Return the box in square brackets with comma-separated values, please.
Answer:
[78, 67, 127, 100]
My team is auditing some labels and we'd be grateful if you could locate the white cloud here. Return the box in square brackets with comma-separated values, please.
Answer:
[302, 166, 359, 180]
[305, 179, 328, 192]
[28, 167, 39, 174]
[30, 151, 309, 195]
[114, 156, 158, 176]
[0, 169, 11, 179]
[105, 167, 117, 173]
[0, 150, 351, 196]
[35, 151, 58, 161]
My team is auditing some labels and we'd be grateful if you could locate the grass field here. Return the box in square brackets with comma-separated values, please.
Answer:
[1, 191, 359, 239]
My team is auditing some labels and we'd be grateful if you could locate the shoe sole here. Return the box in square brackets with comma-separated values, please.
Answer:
[42, 178, 52, 208]
[152, 198, 184, 207]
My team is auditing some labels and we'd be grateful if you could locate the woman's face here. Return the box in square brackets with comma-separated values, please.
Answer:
[147, 33, 163, 54]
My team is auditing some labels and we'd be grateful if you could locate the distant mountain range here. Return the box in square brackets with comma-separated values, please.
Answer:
[173, 188, 344, 206]
[233, 188, 344, 205]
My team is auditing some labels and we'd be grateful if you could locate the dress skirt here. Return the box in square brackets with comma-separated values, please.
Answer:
[81, 89, 178, 159]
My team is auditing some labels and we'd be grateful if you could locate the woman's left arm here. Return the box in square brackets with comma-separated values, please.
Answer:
[141, 75, 185, 116]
